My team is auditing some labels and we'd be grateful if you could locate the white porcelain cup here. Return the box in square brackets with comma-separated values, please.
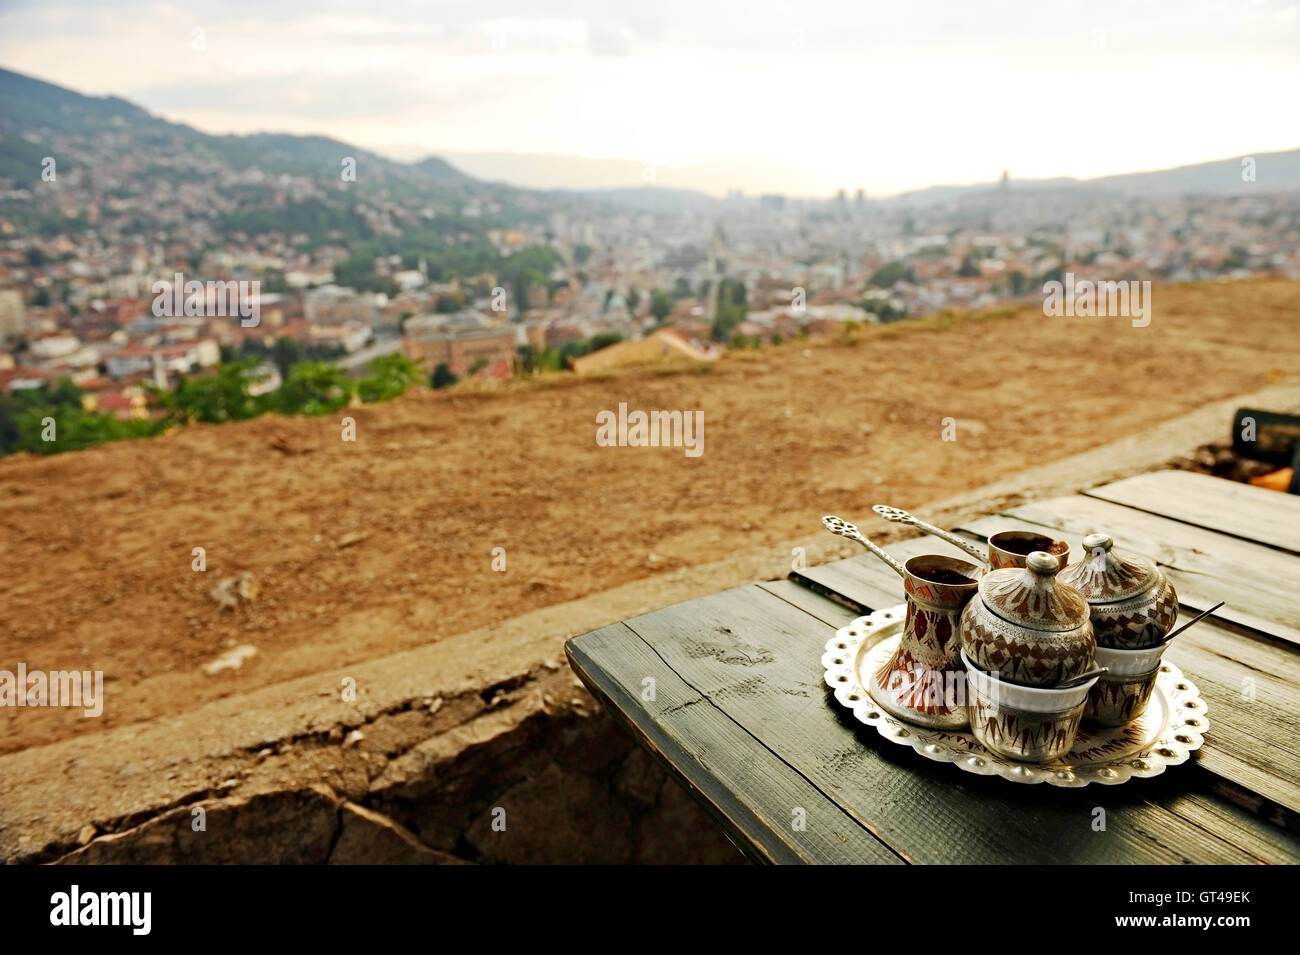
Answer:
[1093, 642, 1166, 677]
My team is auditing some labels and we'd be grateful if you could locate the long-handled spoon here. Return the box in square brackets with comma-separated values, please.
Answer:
[872, 505, 990, 565]
[822, 515, 906, 578]
[1159, 601, 1226, 645]
[1056, 665, 1110, 689]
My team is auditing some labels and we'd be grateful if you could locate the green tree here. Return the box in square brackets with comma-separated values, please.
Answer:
[869, 262, 913, 288]
[333, 252, 384, 292]
[431, 363, 459, 389]
[500, 246, 561, 311]
[434, 288, 469, 313]
[516, 345, 565, 374]
[157, 360, 265, 424]
[711, 277, 748, 342]
[271, 337, 306, 380]
[649, 289, 673, 323]
[276, 361, 352, 416]
[12, 403, 155, 455]
[0, 378, 137, 456]
[260, 270, 290, 293]
[357, 353, 420, 403]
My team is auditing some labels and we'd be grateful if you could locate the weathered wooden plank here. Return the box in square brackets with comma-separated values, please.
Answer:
[964, 499, 1300, 647]
[620, 584, 1293, 863]
[789, 559, 899, 615]
[760, 578, 861, 629]
[565, 622, 902, 865]
[1164, 631, 1300, 758]
[1159, 790, 1300, 864]
[1162, 634, 1300, 818]
[1085, 469, 1300, 554]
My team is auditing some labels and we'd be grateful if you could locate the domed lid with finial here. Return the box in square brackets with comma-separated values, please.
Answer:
[976, 551, 1091, 633]
[1058, 533, 1159, 603]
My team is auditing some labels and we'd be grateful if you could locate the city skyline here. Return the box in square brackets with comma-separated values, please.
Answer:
[2, 0, 1299, 196]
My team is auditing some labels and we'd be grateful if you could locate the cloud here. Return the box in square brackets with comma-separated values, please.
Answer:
[1, 0, 1297, 194]
[586, 21, 632, 56]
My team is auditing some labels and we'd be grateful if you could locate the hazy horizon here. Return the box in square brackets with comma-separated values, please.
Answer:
[2, 0, 1299, 196]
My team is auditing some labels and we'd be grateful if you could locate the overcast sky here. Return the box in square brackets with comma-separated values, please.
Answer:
[2, 0, 1298, 195]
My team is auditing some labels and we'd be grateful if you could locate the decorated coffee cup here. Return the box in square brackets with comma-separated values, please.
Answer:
[1084, 643, 1166, 726]
[987, 530, 1071, 571]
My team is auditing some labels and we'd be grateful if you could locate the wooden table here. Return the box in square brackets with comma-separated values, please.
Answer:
[566, 470, 1300, 864]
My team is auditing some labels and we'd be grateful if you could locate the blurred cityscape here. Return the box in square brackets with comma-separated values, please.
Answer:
[2, 67, 1299, 434]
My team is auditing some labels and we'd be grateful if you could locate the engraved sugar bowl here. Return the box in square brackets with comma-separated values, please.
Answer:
[1058, 533, 1178, 649]
[959, 551, 1096, 688]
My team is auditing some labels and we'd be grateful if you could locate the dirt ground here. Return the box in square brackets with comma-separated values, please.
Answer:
[2, 279, 1297, 754]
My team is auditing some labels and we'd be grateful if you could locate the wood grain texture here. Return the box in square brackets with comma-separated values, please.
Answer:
[566, 479, 1300, 864]
[1084, 469, 1300, 554]
[566, 622, 902, 864]
[610, 584, 1293, 863]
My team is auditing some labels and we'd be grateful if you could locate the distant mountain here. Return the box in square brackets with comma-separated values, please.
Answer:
[567, 186, 721, 215]
[0, 66, 627, 300]
[0, 67, 487, 191]
[1088, 149, 1300, 195]
[442, 151, 649, 191]
[3, 64, 1295, 230]
[0, 67, 571, 242]
[444, 145, 1300, 214]
[413, 156, 468, 182]
[444, 151, 829, 199]
[0, 66, 155, 132]
[889, 150, 1300, 207]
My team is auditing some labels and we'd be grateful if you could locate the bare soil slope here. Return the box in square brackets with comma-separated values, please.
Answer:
[2, 279, 1297, 753]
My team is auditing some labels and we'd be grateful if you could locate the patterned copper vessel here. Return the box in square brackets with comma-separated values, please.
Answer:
[987, 530, 1070, 571]
[870, 555, 982, 731]
[820, 516, 980, 731]
[1058, 533, 1178, 649]
[960, 551, 1095, 687]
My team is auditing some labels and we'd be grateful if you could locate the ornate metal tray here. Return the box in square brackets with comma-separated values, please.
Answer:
[821, 605, 1209, 787]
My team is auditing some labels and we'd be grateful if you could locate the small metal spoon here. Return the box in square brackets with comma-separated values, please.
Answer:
[821, 515, 906, 578]
[1057, 665, 1110, 688]
[872, 505, 990, 565]
[1159, 601, 1226, 645]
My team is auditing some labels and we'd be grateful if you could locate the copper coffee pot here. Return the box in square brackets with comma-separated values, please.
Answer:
[822, 516, 980, 730]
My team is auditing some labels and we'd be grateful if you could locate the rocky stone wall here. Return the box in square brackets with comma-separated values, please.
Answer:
[41, 667, 743, 865]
